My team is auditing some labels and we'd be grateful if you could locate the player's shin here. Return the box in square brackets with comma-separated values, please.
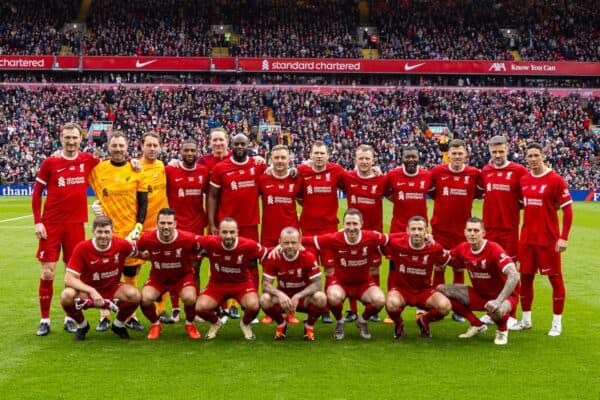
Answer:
[62, 303, 85, 324]
[362, 303, 381, 321]
[184, 304, 196, 323]
[306, 305, 324, 327]
[449, 299, 483, 326]
[494, 313, 510, 331]
[520, 274, 535, 311]
[330, 302, 344, 321]
[141, 302, 159, 324]
[423, 309, 445, 324]
[39, 278, 53, 319]
[264, 304, 285, 325]
[242, 308, 259, 326]
[198, 310, 219, 324]
[548, 274, 566, 315]
[116, 301, 138, 324]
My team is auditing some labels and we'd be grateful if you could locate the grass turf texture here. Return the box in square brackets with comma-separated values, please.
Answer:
[0, 197, 598, 400]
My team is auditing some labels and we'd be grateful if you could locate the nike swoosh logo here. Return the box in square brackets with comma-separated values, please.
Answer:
[90, 260, 99, 264]
[152, 251, 161, 255]
[404, 63, 425, 71]
[175, 178, 184, 182]
[57, 168, 66, 173]
[135, 60, 157, 68]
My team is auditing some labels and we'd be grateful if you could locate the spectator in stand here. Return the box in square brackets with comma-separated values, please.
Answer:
[0, 87, 598, 190]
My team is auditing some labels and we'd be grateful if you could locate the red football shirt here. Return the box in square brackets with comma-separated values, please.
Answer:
[298, 162, 345, 235]
[520, 169, 572, 246]
[382, 234, 450, 290]
[258, 172, 302, 246]
[166, 162, 209, 234]
[136, 229, 201, 284]
[429, 164, 482, 246]
[386, 166, 432, 233]
[34, 152, 99, 224]
[66, 237, 135, 292]
[307, 230, 388, 285]
[198, 151, 232, 171]
[262, 250, 321, 295]
[481, 162, 528, 233]
[209, 157, 266, 227]
[196, 236, 267, 284]
[450, 240, 515, 299]
[343, 171, 388, 232]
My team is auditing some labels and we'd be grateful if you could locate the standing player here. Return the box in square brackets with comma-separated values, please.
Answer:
[194, 218, 268, 340]
[480, 135, 528, 328]
[304, 209, 388, 340]
[437, 218, 520, 345]
[197, 127, 232, 170]
[165, 138, 209, 321]
[429, 139, 482, 289]
[89, 131, 148, 331]
[297, 140, 346, 323]
[383, 216, 451, 339]
[207, 133, 266, 294]
[59, 216, 141, 340]
[384, 145, 432, 324]
[33, 122, 100, 336]
[517, 142, 573, 336]
[137, 208, 202, 340]
[261, 227, 326, 341]
[258, 144, 303, 324]
[386, 146, 432, 233]
[342, 144, 388, 322]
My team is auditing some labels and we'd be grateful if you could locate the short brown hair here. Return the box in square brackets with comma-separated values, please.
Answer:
[487, 135, 508, 146]
[448, 139, 466, 149]
[92, 216, 113, 230]
[61, 122, 83, 137]
[108, 130, 128, 144]
[356, 144, 375, 156]
[142, 131, 162, 145]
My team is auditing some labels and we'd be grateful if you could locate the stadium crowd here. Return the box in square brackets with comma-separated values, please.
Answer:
[1, 0, 598, 61]
[1, 86, 597, 189]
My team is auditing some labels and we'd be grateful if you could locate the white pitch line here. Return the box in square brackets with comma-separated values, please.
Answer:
[0, 214, 33, 223]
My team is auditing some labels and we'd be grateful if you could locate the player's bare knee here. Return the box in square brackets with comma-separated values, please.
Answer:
[259, 293, 273, 308]
[438, 298, 452, 315]
[243, 298, 260, 311]
[41, 263, 56, 280]
[60, 288, 77, 305]
[312, 292, 327, 308]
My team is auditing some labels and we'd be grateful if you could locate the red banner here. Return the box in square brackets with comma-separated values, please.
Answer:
[81, 56, 211, 71]
[1, 55, 598, 76]
[238, 58, 600, 76]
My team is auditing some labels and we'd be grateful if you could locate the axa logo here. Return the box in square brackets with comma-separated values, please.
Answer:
[262, 59, 270, 71]
[489, 63, 506, 72]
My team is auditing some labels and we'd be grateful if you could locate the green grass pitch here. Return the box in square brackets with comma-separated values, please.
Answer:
[0, 197, 598, 399]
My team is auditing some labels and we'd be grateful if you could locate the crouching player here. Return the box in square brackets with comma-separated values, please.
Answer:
[383, 216, 452, 339]
[60, 216, 141, 340]
[261, 227, 327, 341]
[437, 218, 519, 345]
[136, 208, 202, 340]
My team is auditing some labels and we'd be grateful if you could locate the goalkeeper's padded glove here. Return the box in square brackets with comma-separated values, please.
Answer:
[91, 200, 105, 217]
[126, 223, 143, 241]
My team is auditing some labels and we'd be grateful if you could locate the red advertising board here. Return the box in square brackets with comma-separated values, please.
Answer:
[0, 55, 598, 76]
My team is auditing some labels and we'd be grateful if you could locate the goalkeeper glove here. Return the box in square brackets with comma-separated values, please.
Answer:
[126, 223, 143, 241]
[91, 200, 105, 217]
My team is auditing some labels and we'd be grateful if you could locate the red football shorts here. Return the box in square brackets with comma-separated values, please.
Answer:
[432, 230, 462, 250]
[519, 243, 562, 275]
[327, 277, 376, 300]
[238, 226, 259, 242]
[201, 280, 257, 305]
[389, 286, 438, 309]
[486, 229, 519, 261]
[468, 286, 518, 312]
[144, 272, 197, 296]
[37, 222, 85, 264]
